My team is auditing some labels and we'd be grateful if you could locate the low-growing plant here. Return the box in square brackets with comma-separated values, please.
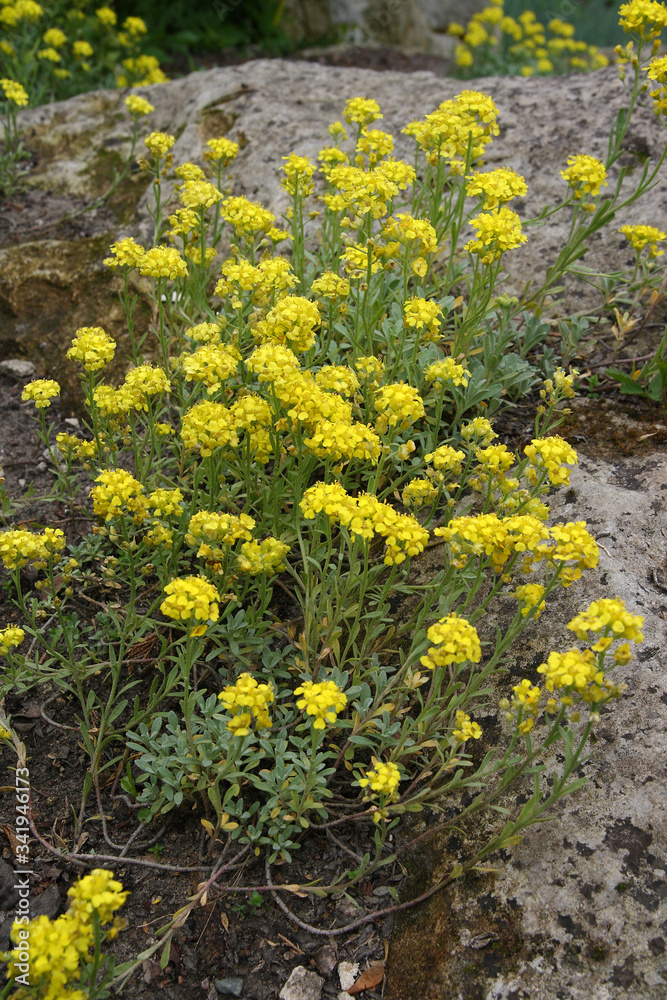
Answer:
[0, 0, 167, 106]
[448, 0, 611, 78]
[0, 0, 665, 986]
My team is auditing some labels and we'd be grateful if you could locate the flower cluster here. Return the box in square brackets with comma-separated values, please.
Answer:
[237, 538, 291, 575]
[179, 343, 240, 394]
[424, 357, 470, 387]
[419, 613, 482, 669]
[91, 470, 148, 522]
[524, 435, 577, 487]
[181, 400, 240, 456]
[254, 296, 320, 353]
[160, 575, 220, 627]
[67, 327, 116, 371]
[561, 154, 607, 205]
[0, 528, 65, 570]
[403, 298, 442, 339]
[619, 224, 666, 258]
[0, 77, 28, 105]
[21, 379, 60, 408]
[374, 382, 425, 432]
[465, 205, 527, 264]
[3, 869, 127, 999]
[294, 679, 348, 729]
[515, 583, 546, 619]
[186, 510, 255, 563]
[0, 625, 24, 655]
[452, 710, 482, 742]
[566, 597, 644, 648]
[218, 672, 274, 734]
[465, 168, 527, 209]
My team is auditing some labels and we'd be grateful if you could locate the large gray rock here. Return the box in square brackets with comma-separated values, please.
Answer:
[385, 441, 667, 999]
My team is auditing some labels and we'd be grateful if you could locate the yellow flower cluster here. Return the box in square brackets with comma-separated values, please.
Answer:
[435, 512, 551, 573]
[67, 326, 115, 371]
[524, 435, 577, 487]
[465, 205, 527, 265]
[403, 298, 442, 339]
[205, 137, 239, 163]
[404, 90, 499, 170]
[124, 94, 154, 117]
[561, 154, 608, 204]
[178, 179, 223, 210]
[246, 344, 301, 382]
[237, 537, 291, 575]
[315, 365, 359, 396]
[91, 469, 148, 522]
[181, 400, 239, 457]
[374, 382, 425, 432]
[21, 379, 60, 408]
[452, 709, 482, 742]
[515, 583, 546, 618]
[160, 575, 220, 626]
[537, 647, 603, 697]
[424, 443, 465, 474]
[220, 196, 277, 238]
[359, 759, 401, 798]
[304, 419, 381, 464]
[540, 367, 577, 403]
[566, 597, 644, 645]
[4, 869, 127, 999]
[294, 679, 347, 729]
[420, 613, 482, 669]
[185, 321, 223, 344]
[179, 343, 240, 394]
[103, 236, 146, 269]
[186, 510, 255, 563]
[465, 168, 527, 209]
[311, 271, 350, 300]
[218, 672, 274, 734]
[324, 164, 400, 220]
[383, 213, 438, 257]
[401, 477, 439, 508]
[424, 358, 470, 387]
[138, 246, 187, 280]
[144, 131, 174, 159]
[281, 152, 316, 197]
[619, 0, 667, 38]
[542, 521, 600, 585]
[56, 432, 97, 464]
[0, 527, 65, 570]
[461, 416, 496, 446]
[619, 223, 666, 258]
[0, 625, 24, 655]
[344, 96, 382, 126]
[0, 77, 28, 105]
[355, 355, 384, 381]
[254, 295, 320, 353]
[148, 488, 183, 517]
[300, 483, 429, 564]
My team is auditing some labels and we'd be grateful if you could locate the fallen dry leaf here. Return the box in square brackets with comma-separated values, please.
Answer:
[348, 962, 384, 994]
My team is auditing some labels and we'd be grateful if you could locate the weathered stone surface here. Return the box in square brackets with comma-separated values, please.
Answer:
[385, 449, 667, 1000]
[279, 965, 323, 1000]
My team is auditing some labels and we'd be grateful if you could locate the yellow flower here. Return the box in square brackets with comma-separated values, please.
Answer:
[254, 296, 320, 353]
[43, 27, 66, 47]
[91, 469, 148, 523]
[124, 94, 154, 118]
[465, 206, 527, 264]
[22, 379, 60, 409]
[515, 583, 546, 618]
[67, 327, 115, 371]
[424, 358, 470, 387]
[144, 131, 175, 159]
[358, 759, 401, 802]
[524, 435, 577, 487]
[295, 679, 347, 729]
[566, 597, 644, 643]
[452, 710, 482, 742]
[619, 0, 667, 38]
[619, 223, 666, 258]
[420, 613, 482, 669]
[123, 15, 147, 35]
[96, 7, 117, 26]
[311, 272, 350, 301]
[561, 154, 607, 201]
[344, 96, 382, 126]
[281, 152, 316, 196]
[161, 576, 220, 625]
[374, 382, 425, 432]
[237, 538, 290, 575]
[219, 672, 273, 733]
[0, 78, 28, 107]
[138, 246, 187, 280]
[0, 626, 25, 655]
[103, 237, 145, 269]
[403, 298, 442, 339]
[179, 343, 240, 394]
[0, 528, 65, 570]
[72, 40, 93, 59]
[204, 137, 239, 163]
[466, 168, 527, 209]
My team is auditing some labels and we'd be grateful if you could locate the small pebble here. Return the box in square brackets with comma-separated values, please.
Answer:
[337, 963, 359, 992]
[279, 965, 323, 1000]
[215, 977, 244, 997]
[0, 359, 35, 378]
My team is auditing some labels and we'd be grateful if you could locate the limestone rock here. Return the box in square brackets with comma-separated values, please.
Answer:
[279, 965, 323, 1000]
